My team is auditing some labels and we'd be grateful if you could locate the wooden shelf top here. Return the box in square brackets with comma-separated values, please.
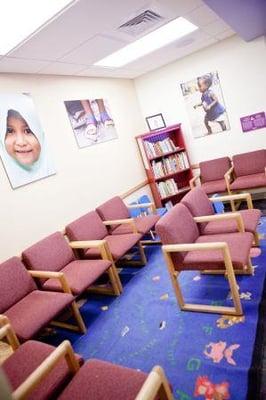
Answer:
[154, 168, 190, 181]
[160, 187, 190, 201]
[148, 147, 185, 161]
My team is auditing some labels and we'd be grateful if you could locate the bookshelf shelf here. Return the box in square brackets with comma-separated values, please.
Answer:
[154, 168, 190, 182]
[148, 147, 185, 161]
[136, 124, 192, 208]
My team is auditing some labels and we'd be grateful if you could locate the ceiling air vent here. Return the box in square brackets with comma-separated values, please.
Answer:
[118, 10, 165, 37]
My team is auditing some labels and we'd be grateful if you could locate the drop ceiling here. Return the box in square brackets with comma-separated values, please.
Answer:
[0, 0, 236, 78]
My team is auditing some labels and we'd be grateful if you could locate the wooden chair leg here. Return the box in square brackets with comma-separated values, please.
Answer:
[70, 302, 86, 333]
[163, 246, 243, 316]
[107, 266, 121, 296]
[254, 232, 260, 247]
[138, 241, 147, 265]
[112, 264, 123, 293]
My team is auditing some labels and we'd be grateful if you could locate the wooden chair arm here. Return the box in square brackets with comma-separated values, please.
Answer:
[135, 366, 173, 400]
[194, 212, 244, 232]
[210, 192, 253, 209]
[189, 174, 200, 189]
[163, 241, 228, 253]
[13, 340, 79, 400]
[127, 202, 156, 213]
[28, 271, 72, 294]
[0, 319, 20, 350]
[103, 218, 137, 233]
[69, 240, 112, 262]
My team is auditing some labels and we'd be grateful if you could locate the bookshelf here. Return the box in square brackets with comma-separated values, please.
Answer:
[136, 124, 193, 208]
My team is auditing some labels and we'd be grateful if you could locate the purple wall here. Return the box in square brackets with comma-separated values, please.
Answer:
[203, 0, 266, 41]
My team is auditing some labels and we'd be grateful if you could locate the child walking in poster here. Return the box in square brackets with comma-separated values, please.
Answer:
[180, 71, 230, 138]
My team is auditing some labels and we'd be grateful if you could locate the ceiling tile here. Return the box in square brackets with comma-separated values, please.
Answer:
[0, 57, 50, 73]
[185, 4, 219, 27]
[202, 19, 233, 36]
[37, 62, 88, 75]
[59, 35, 126, 65]
[7, 0, 147, 61]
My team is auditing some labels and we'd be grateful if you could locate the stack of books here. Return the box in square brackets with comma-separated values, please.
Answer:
[144, 138, 177, 158]
[157, 179, 178, 199]
[151, 152, 189, 178]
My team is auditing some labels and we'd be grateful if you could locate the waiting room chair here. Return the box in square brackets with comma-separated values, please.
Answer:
[96, 196, 160, 244]
[155, 203, 254, 316]
[22, 231, 121, 302]
[65, 211, 146, 284]
[181, 187, 261, 246]
[0, 318, 173, 400]
[226, 149, 266, 193]
[190, 156, 231, 195]
[0, 257, 85, 342]
[0, 315, 83, 400]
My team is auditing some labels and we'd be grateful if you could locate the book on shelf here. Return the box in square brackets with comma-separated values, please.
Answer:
[144, 137, 178, 158]
[157, 179, 178, 198]
[151, 151, 189, 178]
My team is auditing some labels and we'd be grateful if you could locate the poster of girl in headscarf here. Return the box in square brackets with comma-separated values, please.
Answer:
[180, 71, 230, 138]
[0, 93, 56, 188]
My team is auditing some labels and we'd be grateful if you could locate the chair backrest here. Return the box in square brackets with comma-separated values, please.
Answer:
[96, 196, 130, 232]
[0, 257, 36, 313]
[181, 187, 214, 231]
[233, 149, 266, 177]
[22, 232, 75, 274]
[199, 156, 231, 183]
[155, 204, 199, 268]
[66, 211, 108, 242]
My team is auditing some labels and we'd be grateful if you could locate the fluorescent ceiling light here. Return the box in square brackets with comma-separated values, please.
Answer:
[0, 0, 74, 55]
[94, 17, 198, 68]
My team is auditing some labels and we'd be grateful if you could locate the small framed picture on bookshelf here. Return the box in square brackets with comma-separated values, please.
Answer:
[146, 113, 166, 131]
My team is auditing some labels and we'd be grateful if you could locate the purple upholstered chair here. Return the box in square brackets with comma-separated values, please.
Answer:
[65, 211, 146, 274]
[22, 231, 121, 299]
[96, 196, 160, 241]
[0, 318, 173, 400]
[181, 187, 261, 246]
[0, 316, 83, 400]
[228, 150, 266, 192]
[190, 156, 231, 195]
[155, 203, 254, 315]
[0, 257, 83, 342]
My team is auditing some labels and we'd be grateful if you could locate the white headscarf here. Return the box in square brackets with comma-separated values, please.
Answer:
[0, 93, 55, 188]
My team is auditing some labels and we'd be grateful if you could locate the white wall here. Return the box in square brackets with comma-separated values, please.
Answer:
[134, 35, 266, 165]
[0, 74, 147, 260]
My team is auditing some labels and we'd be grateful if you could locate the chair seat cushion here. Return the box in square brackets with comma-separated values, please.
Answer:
[112, 215, 160, 235]
[43, 260, 112, 295]
[201, 179, 227, 195]
[201, 209, 261, 235]
[182, 232, 253, 270]
[5, 291, 74, 342]
[58, 359, 147, 400]
[2, 341, 83, 400]
[230, 173, 266, 190]
[84, 233, 141, 261]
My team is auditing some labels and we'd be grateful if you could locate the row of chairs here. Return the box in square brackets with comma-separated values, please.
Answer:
[0, 196, 161, 343]
[0, 196, 170, 399]
[155, 187, 261, 316]
[190, 149, 266, 196]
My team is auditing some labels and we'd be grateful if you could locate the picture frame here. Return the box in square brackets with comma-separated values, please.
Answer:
[146, 113, 166, 131]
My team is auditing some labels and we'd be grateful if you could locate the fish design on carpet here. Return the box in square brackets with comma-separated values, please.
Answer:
[216, 315, 245, 329]
[204, 341, 240, 365]
[194, 376, 230, 400]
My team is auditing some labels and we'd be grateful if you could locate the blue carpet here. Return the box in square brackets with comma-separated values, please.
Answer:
[43, 218, 266, 400]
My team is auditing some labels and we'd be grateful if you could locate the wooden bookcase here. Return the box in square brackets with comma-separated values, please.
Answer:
[136, 124, 193, 208]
